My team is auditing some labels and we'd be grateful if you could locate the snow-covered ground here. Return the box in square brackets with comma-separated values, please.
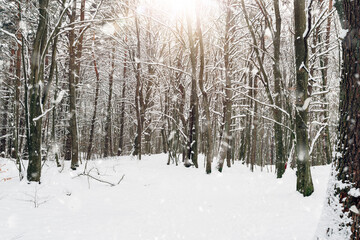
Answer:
[1, 154, 331, 240]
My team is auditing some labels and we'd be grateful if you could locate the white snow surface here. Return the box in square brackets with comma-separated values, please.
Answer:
[1, 155, 331, 240]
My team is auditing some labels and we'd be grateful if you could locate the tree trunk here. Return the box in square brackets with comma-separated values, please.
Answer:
[86, 39, 101, 160]
[196, 0, 212, 173]
[67, 0, 79, 169]
[1, 86, 9, 155]
[250, 74, 259, 172]
[27, 0, 49, 182]
[294, 0, 314, 196]
[133, 12, 143, 160]
[104, 47, 115, 157]
[52, 64, 60, 167]
[14, 2, 22, 176]
[335, 0, 360, 238]
[74, 0, 86, 161]
[186, 11, 199, 168]
[321, 0, 333, 165]
[273, 0, 285, 178]
[118, 49, 127, 156]
[218, 0, 234, 172]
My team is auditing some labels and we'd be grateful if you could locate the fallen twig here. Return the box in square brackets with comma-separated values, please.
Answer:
[75, 172, 125, 187]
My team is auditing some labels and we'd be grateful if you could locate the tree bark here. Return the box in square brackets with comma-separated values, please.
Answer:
[250, 74, 259, 172]
[218, 0, 234, 172]
[321, 0, 333, 165]
[185, 11, 199, 168]
[133, 12, 143, 160]
[196, 0, 212, 173]
[294, 0, 314, 196]
[86, 38, 101, 160]
[273, 0, 285, 178]
[27, 0, 49, 182]
[67, 0, 79, 169]
[335, 0, 360, 238]
[104, 47, 115, 157]
[118, 48, 127, 156]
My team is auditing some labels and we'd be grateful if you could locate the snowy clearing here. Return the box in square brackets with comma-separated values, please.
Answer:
[1, 154, 330, 240]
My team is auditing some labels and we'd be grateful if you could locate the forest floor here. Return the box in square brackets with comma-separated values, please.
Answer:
[0, 154, 331, 240]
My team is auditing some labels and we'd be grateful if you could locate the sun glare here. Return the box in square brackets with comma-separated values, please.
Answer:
[154, 0, 217, 20]
[135, 0, 219, 24]
[168, 0, 197, 15]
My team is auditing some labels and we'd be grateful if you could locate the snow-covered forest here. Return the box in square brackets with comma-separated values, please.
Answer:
[0, 0, 359, 239]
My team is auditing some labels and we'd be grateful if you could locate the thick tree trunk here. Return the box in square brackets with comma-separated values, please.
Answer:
[27, 0, 49, 182]
[294, 0, 314, 196]
[67, 0, 79, 169]
[186, 11, 199, 168]
[335, 0, 360, 238]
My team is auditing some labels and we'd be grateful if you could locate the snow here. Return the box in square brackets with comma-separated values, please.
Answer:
[101, 23, 115, 35]
[301, 97, 312, 111]
[1, 155, 331, 240]
[349, 205, 359, 215]
[52, 90, 66, 105]
[348, 188, 360, 198]
[264, 28, 272, 40]
[314, 166, 352, 240]
[339, 29, 348, 39]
